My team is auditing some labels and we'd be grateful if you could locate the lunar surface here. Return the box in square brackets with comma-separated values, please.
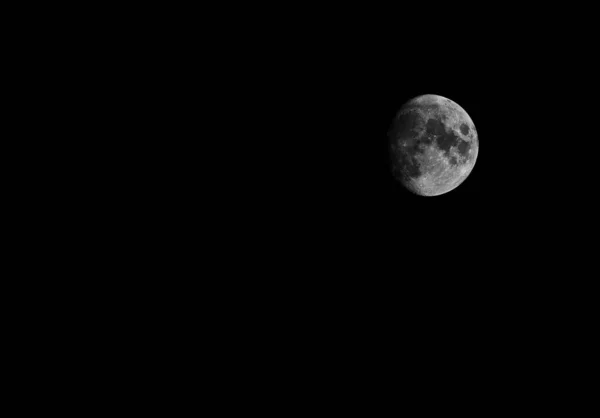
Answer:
[389, 94, 478, 196]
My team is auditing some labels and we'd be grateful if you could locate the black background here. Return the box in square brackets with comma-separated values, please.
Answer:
[2, 4, 596, 408]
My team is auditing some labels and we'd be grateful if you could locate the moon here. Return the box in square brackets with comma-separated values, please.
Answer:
[389, 94, 478, 196]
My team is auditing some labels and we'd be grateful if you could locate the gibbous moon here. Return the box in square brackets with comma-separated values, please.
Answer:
[389, 94, 478, 196]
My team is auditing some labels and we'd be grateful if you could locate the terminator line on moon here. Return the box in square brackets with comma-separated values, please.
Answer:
[390, 94, 478, 196]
